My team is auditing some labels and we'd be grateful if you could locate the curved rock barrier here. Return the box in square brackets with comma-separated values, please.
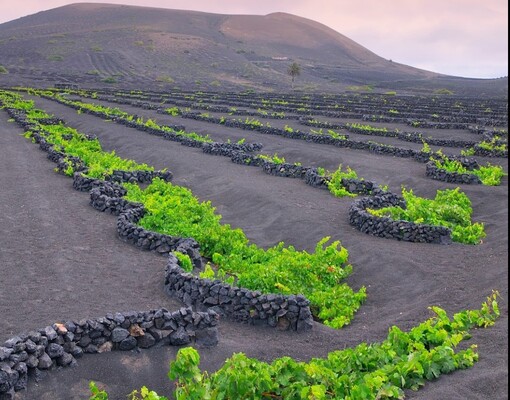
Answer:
[261, 161, 309, 179]
[344, 124, 477, 149]
[304, 168, 386, 196]
[34, 92, 507, 169]
[86, 181, 203, 267]
[472, 145, 508, 158]
[179, 111, 351, 144]
[404, 119, 469, 130]
[177, 101, 300, 120]
[164, 254, 314, 332]
[230, 150, 263, 166]
[230, 152, 388, 197]
[0, 308, 219, 397]
[4, 96, 315, 333]
[348, 193, 453, 244]
[425, 162, 482, 185]
[90, 181, 314, 331]
[304, 168, 329, 189]
[202, 141, 263, 157]
[333, 139, 419, 158]
[72, 168, 173, 192]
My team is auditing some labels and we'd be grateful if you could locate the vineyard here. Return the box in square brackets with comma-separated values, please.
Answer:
[0, 87, 507, 399]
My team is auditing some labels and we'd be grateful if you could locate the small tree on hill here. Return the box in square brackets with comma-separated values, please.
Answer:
[287, 62, 301, 88]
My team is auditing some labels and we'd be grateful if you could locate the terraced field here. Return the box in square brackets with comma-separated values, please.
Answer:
[0, 88, 507, 399]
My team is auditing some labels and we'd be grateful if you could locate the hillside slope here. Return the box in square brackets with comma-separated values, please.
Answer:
[0, 3, 506, 95]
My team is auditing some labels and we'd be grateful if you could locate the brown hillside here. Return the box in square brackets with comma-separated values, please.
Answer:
[0, 2, 506, 94]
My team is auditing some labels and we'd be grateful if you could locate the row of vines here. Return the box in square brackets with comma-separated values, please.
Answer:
[0, 88, 505, 399]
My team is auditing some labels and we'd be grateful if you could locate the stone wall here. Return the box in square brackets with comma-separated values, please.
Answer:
[349, 192, 452, 244]
[304, 168, 386, 196]
[164, 254, 314, 332]
[90, 181, 314, 332]
[425, 162, 482, 184]
[0, 308, 218, 397]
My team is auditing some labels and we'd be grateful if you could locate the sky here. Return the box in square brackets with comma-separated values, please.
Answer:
[0, 0, 507, 79]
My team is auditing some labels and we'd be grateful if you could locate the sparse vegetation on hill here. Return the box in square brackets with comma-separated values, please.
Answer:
[0, 3, 506, 94]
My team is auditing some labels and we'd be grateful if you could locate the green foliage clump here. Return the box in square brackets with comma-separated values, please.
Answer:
[420, 141, 432, 153]
[462, 136, 508, 156]
[243, 117, 264, 128]
[368, 187, 486, 244]
[316, 167, 326, 176]
[283, 124, 294, 133]
[123, 178, 365, 328]
[258, 153, 286, 165]
[0, 65, 8, 74]
[91, 292, 500, 400]
[174, 251, 193, 272]
[199, 263, 235, 286]
[346, 122, 388, 133]
[165, 107, 180, 116]
[45, 92, 212, 143]
[39, 124, 154, 179]
[477, 137, 507, 152]
[432, 156, 506, 186]
[327, 165, 359, 198]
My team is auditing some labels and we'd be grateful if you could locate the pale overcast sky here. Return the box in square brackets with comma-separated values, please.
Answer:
[0, 0, 507, 78]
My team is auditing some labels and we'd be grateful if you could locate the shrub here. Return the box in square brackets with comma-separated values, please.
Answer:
[174, 251, 193, 272]
[124, 178, 365, 328]
[432, 156, 506, 186]
[327, 165, 358, 198]
[101, 77, 117, 84]
[90, 293, 500, 399]
[368, 187, 486, 244]
[47, 55, 64, 61]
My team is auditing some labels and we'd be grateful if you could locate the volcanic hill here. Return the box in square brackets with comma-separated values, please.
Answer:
[0, 3, 506, 94]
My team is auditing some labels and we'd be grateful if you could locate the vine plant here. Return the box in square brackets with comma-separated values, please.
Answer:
[90, 292, 500, 399]
[368, 187, 486, 244]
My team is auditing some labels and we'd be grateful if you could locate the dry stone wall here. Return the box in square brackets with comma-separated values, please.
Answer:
[0, 308, 218, 397]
